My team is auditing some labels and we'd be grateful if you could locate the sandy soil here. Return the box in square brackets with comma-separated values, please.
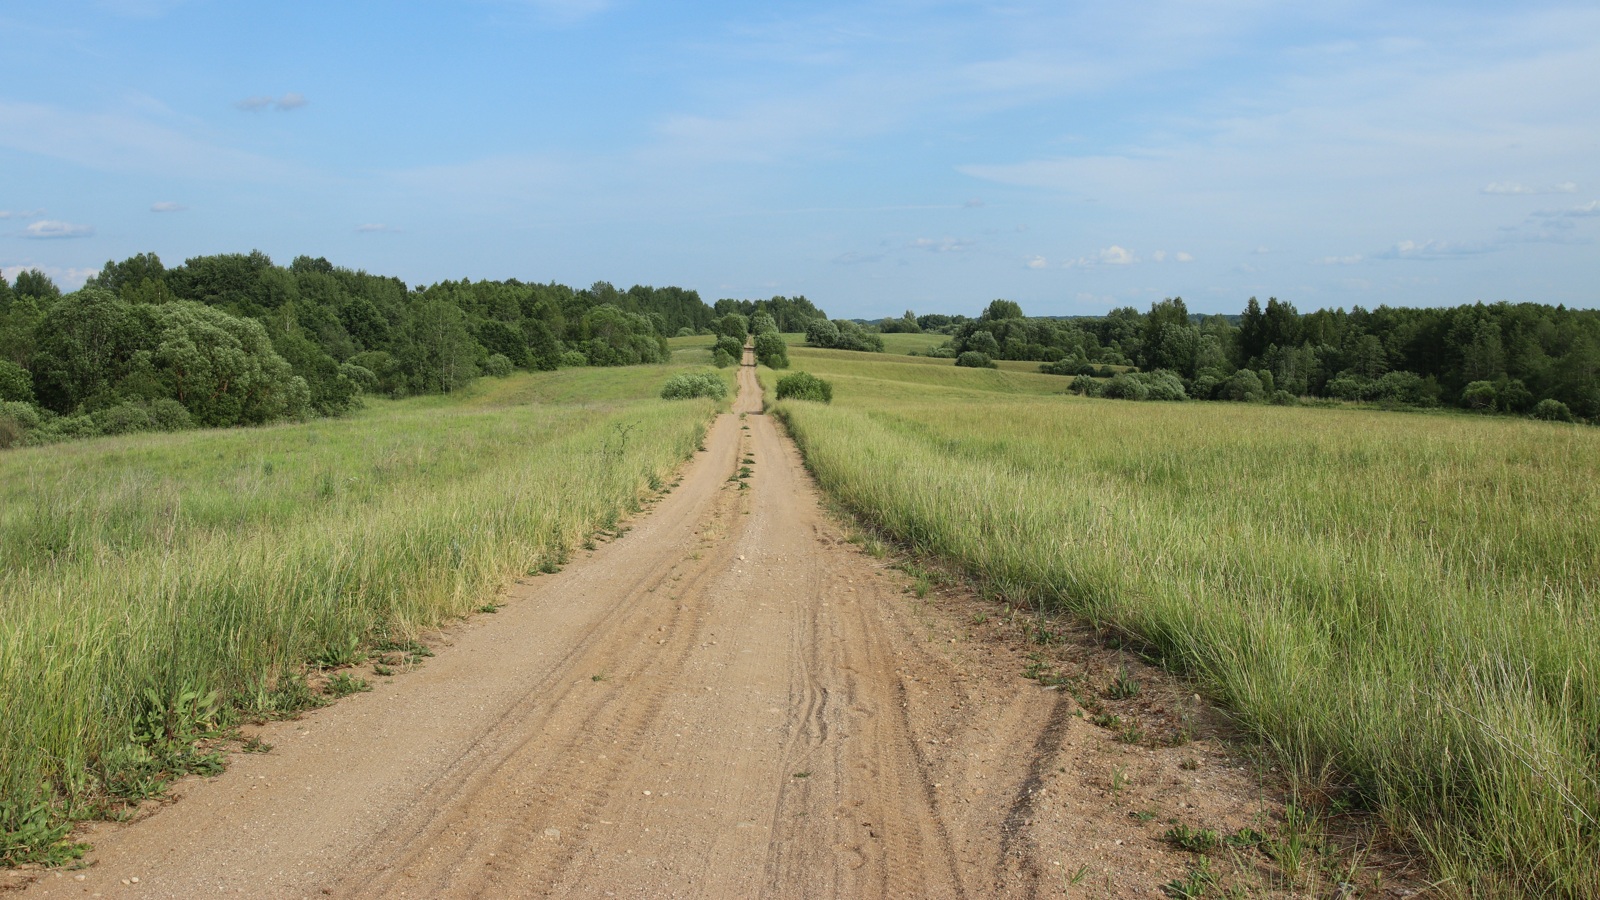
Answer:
[13, 352, 1306, 899]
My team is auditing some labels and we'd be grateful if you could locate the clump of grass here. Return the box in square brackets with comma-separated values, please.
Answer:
[1165, 824, 1223, 853]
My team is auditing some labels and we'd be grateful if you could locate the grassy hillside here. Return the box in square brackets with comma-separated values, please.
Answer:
[0, 364, 726, 863]
[766, 350, 1600, 898]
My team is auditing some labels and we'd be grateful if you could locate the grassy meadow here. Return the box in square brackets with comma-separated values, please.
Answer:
[766, 348, 1600, 897]
[0, 364, 727, 863]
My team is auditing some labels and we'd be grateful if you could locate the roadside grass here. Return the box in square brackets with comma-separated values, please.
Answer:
[0, 366, 719, 865]
[766, 350, 1600, 898]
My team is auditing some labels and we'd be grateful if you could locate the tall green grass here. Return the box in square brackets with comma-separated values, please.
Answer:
[768, 356, 1600, 897]
[0, 366, 720, 860]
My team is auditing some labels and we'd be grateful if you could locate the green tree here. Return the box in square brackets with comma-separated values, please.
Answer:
[982, 299, 1024, 321]
[0, 359, 33, 403]
[12, 269, 61, 303]
[753, 332, 789, 368]
[149, 301, 310, 425]
[805, 319, 840, 347]
[399, 298, 479, 394]
[30, 288, 147, 412]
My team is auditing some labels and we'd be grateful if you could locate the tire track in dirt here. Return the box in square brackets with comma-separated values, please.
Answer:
[18, 347, 1280, 899]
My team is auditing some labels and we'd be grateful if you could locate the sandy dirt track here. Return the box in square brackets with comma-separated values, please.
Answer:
[16, 353, 1278, 899]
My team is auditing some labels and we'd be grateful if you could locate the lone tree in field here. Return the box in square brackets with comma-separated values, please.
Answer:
[754, 332, 789, 369]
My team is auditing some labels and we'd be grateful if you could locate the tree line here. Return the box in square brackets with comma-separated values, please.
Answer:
[0, 252, 722, 446]
[926, 298, 1598, 422]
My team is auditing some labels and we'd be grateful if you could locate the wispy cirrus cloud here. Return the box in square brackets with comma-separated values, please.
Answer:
[20, 219, 94, 239]
[908, 236, 973, 253]
[0, 208, 46, 220]
[1377, 239, 1495, 260]
[354, 223, 401, 233]
[0, 99, 301, 181]
[1482, 181, 1578, 195]
[234, 92, 308, 112]
[150, 200, 185, 212]
[1531, 199, 1600, 218]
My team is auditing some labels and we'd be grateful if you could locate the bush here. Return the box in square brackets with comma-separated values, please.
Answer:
[927, 345, 957, 359]
[1462, 380, 1498, 411]
[805, 319, 840, 347]
[91, 402, 154, 435]
[1068, 374, 1101, 397]
[0, 400, 42, 431]
[1140, 370, 1188, 402]
[482, 353, 514, 377]
[775, 371, 833, 403]
[714, 335, 744, 361]
[146, 398, 192, 432]
[0, 359, 33, 403]
[0, 401, 40, 449]
[675, 326, 696, 338]
[660, 372, 728, 400]
[1270, 390, 1297, 406]
[753, 332, 789, 369]
[955, 351, 995, 369]
[1220, 369, 1265, 402]
[1101, 373, 1150, 400]
[749, 313, 778, 336]
[558, 350, 589, 368]
[1532, 398, 1575, 422]
[1039, 358, 1092, 376]
[42, 415, 99, 440]
[711, 348, 736, 368]
[1191, 374, 1222, 400]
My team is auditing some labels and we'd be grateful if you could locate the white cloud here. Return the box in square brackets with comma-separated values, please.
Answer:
[1174, 251, 1194, 263]
[1025, 255, 1047, 269]
[1317, 254, 1364, 265]
[1066, 245, 1138, 267]
[1152, 249, 1167, 262]
[354, 223, 401, 233]
[276, 92, 308, 112]
[150, 201, 185, 212]
[909, 236, 973, 253]
[21, 219, 94, 239]
[1482, 181, 1578, 195]
[0, 209, 45, 220]
[963, 198, 985, 208]
[1380, 239, 1494, 260]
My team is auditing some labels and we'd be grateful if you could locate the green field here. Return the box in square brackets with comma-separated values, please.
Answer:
[0, 364, 726, 862]
[766, 350, 1600, 897]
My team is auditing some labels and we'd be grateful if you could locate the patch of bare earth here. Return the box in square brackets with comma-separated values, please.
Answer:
[10, 354, 1417, 898]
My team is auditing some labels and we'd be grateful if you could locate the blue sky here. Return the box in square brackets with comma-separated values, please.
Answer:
[2, 1, 1597, 317]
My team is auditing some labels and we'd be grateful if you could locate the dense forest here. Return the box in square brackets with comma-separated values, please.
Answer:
[922, 298, 1599, 421]
[0, 252, 828, 447]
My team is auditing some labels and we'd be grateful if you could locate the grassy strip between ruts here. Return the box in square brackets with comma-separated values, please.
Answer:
[763, 353, 1600, 899]
[0, 365, 727, 865]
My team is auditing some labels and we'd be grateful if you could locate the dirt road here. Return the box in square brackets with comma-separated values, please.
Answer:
[17, 353, 1275, 899]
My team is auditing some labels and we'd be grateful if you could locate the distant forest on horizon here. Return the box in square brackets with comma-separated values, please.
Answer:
[1, 250, 1596, 448]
